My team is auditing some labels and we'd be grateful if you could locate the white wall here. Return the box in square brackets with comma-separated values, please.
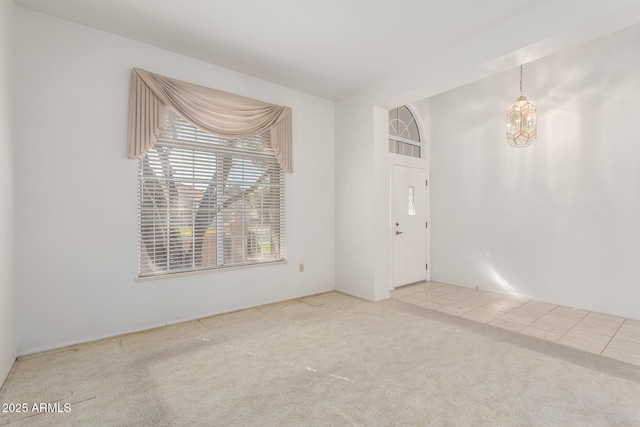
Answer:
[335, 0, 640, 303]
[0, 0, 16, 385]
[14, 8, 335, 355]
[334, 93, 375, 299]
[428, 24, 640, 320]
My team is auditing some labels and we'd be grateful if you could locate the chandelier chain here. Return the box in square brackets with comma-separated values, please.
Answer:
[520, 65, 523, 97]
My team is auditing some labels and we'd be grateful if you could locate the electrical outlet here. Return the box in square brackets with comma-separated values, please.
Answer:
[299, 264, 304, 272]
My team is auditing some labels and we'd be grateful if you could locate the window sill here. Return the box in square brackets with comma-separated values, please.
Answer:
[135, 259, 288, 282]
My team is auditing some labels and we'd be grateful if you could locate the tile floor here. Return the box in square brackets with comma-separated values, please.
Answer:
[391, 281, 640, 367]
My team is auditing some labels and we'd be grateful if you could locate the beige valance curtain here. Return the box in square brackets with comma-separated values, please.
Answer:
[127, 68, 293, 173]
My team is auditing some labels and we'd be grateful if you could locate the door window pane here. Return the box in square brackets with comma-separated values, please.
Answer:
[408, 186, 415, 216]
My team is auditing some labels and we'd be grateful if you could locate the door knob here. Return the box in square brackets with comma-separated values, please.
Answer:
[396, 231, 403, 235]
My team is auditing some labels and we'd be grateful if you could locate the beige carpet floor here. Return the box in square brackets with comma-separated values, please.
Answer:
[1, 291, 640, 426]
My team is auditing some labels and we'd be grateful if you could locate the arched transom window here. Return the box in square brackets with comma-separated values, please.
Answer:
[389, 105, 421, 158]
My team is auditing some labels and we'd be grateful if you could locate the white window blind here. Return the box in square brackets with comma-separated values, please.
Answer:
[138, 110, 285, 277]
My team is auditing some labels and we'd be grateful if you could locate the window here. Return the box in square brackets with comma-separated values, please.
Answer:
[138, 110, 285, 277]
[408, 186, 416, 216]
[389, 105, 421, 158]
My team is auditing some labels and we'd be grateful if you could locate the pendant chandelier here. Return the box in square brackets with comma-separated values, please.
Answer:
[506, 65, 536, 147]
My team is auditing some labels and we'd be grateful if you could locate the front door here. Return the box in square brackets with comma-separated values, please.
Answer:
[392, 165, 428, 288]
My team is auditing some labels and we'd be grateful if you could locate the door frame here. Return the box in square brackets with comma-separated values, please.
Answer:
[389, 162, 430, 290]
[387, 103, 430, 291]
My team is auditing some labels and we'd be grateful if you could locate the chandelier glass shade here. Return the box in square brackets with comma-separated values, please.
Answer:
[507, 65, 536, 147]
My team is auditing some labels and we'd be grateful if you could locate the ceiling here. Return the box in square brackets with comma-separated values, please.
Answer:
[15, 0, 552, 100]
